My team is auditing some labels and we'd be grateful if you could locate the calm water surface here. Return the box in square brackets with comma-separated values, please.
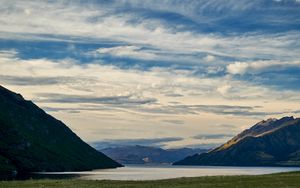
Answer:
[35, 165, 300, 180]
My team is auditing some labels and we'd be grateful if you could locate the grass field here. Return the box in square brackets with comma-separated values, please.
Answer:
[1, 171, 300, 188]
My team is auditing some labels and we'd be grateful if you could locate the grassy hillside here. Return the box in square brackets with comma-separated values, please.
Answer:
[1, 171, 300, 188]
[0, 85, 122, 177]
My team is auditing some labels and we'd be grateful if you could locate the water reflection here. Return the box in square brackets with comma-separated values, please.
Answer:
[32, 165, 300, 181]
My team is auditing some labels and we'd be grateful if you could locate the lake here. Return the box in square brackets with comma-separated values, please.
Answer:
[33, 165, 300, 181]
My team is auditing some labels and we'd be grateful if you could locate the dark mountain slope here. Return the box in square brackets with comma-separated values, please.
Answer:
[174, 117, 300, 166]
[0, 85, 122, 177]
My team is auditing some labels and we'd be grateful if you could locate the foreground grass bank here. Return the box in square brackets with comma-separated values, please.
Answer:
[1, 171, 300, 188]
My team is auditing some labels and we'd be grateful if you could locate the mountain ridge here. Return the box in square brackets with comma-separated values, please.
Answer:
[0, 85, 122, 178]
[174, 116, 300, 167]
[213, 116, 295, 152]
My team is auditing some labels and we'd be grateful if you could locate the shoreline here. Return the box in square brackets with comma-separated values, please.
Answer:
[1, 171, 300, 188]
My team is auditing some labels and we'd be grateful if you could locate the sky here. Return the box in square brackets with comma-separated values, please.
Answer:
[1, 0, 300, 149]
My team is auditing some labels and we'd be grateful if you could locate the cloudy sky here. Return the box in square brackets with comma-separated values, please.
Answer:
[1, 0, 300, 149]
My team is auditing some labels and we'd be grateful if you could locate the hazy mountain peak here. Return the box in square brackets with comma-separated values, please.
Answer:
[100, 145, 207, 164]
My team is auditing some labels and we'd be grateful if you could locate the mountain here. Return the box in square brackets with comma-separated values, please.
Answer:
[0, 86, 122, 178]
[100, 145, 207, 164]
[174, 116, 300, 167]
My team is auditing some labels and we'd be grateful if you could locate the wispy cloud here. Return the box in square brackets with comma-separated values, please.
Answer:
[90, 137, 184, 149]
[193, 133, 235, 140]
[0, 75, 96, 86]
[0, 1, 300, 148]
[0, 1, 299, 63]
[36, 93, 156, 106]
[135, 104, 285, 117]
[227, 60, 300, 75]
[1, 50, 299, 117]
[95, 45, 158, 60]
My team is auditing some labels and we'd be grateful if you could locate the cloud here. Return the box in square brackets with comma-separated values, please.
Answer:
[227, 62, 250, 75]
[90, 137, 184, 149]
[225, 60, 300, 90]
[36, 93, 156, 106]
[164, 93, 184, 97]
[133, 104, 284, 117]
[95, 45, 158, 60]
[0, 0, 299, 64]
[0, 1, 300, 148]
[40, 106, 119, 114]
[0, 75, 96, 86]
[181, 143, 222, 149]
[109, 0, 300, 34]
[0, 50, 299, 118]
[217, 85, 232, 95]
[227, 60, 300, 75]
[0, 49, 18, 58]
[175, 104, 274, 117]
[162, 119, 185, 125]
[35, 93, 281, 117]
[193, 133, 235, 140]
[203, 55, 216, 62]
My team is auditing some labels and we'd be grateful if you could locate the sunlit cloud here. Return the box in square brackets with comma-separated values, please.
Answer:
[227, 60, 300, 75]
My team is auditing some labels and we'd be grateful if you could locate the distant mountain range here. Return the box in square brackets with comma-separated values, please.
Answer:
[174, 116, 300, 167]
[100, 145, 207, 164]
[0, 86, 122, 178]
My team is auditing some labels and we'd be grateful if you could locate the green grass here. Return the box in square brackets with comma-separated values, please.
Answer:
[1, 171, 300, 188]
